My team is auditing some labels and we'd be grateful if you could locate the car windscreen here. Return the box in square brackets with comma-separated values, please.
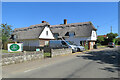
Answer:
[65, 41, 74, 45]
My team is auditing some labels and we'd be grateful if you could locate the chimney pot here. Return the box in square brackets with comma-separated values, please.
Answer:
[42, 21, 46, 23]
[64, 19, 67, 24]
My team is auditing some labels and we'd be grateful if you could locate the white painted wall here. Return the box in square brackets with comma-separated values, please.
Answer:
[39, 26, 55, 39]
[19, 40, 40, 46]
[91, 30, 97, 41]
[65, 37, 91, 46]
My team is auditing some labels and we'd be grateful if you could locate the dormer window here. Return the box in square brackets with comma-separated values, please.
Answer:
[14, 35, 17, 39]
[65, 32, 75, 37]
[69, 32, 75, 37]
[10, 34, 17, 40]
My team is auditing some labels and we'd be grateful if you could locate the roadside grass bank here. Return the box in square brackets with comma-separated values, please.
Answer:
[2, 49, 21, 53]
[97, 45, 107, 48]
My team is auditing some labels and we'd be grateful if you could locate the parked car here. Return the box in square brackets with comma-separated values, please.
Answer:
[108, 42, 115, 48]
[65, 41, 85, 52]
[49, 40, 85, 53]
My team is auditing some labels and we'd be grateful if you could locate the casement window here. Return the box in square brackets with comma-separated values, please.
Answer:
[65, 32, 75, 37]
[46, 31, 48, 36]
[93, 32, 95, 37]
[69, 32, 75, 37]
[10, 34, 17, 40]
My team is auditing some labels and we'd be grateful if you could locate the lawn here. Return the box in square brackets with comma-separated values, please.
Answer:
[44, 52, 51, 57]
[2, 49, 22, 53]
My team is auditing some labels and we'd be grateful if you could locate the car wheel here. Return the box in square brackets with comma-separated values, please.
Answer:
[77, 48, 81, 52]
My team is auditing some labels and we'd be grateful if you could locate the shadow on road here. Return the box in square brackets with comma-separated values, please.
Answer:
[76, 48, 120, 73]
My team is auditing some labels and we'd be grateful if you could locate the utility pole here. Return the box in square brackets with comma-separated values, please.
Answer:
[97, 26, 99, 30]
[111, 26, 112, 33]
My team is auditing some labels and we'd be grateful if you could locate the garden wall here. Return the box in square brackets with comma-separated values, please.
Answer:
[2, 51, 44, 66]
[51, 48, 72, 57]
[1, 48, 72, 66]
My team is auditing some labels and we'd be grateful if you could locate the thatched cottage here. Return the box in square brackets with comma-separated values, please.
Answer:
[11, 19, 97, 50]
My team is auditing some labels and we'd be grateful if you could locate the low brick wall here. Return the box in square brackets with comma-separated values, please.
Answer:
[2, 51, 44, 66]
[51, 48, 72, 57]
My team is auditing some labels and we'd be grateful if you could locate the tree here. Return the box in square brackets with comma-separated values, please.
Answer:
[115, 38, 120, 45]
[106, 32, 118, 42]
[0, 23, 12, 45]
[97, 36, 105, 43]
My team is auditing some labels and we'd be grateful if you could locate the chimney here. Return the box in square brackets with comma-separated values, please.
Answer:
[64, 19, 67, 24]
[42, 21, 46, 23]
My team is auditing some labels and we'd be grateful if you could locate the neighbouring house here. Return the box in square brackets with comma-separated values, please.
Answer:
[50, 19, 97, 49]
[10, 19, 97, 50]
[97, 35, 107, 38]
[10, 21, 55, 50]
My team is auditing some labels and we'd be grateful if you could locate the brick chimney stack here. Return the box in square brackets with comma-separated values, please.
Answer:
[64, 19, 67, 24]
[42, 21, 46, 23]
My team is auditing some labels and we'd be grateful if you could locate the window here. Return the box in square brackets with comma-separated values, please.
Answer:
[93, 32, 95, 37]
[61, 41, 67, 45]
[10, 35, 14, 40]
[46, 31, 48, 36]
[45, 41, 49, 45]
[69, 32, 75, 37]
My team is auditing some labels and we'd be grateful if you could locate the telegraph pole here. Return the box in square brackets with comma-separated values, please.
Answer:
[97, 26, 99, 29]
[111, 26, 112, 33]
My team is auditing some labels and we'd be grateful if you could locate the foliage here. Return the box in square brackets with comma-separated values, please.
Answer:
[106, 32, 118, 42]
[97, 36, 105, 43]
[97, 33, 118, 45]
[1, 23, 12, 44]
[115, 38, 120, 45]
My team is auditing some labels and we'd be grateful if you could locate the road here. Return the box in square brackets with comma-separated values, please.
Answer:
[2, 47, 120, 78]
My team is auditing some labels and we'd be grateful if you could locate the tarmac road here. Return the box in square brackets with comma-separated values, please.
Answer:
[2, 47, 120, 78]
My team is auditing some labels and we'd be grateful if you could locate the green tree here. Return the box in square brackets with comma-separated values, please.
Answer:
[115, 38, 120, 45]
[0, 23, 12, 45]
[97, 36, 105, 43]
[106, 32, 118, 42]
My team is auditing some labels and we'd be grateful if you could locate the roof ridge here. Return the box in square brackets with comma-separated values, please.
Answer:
[50, 21, 91, 27]
[14, 23, 49, 31]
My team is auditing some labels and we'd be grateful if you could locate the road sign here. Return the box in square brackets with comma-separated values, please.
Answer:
[8, 43, 23, 52]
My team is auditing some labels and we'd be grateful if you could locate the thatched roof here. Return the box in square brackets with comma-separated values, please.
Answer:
[12, 21, 97, 40]
[12, 23, 50, 40]
[50, 22, 97, 37]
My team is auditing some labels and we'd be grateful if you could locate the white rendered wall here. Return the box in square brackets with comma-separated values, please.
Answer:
[39, 26, 55, 39]
[91, 30, 97, 41]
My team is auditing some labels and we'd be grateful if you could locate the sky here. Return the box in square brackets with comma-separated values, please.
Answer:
[2, 2, 118, 35]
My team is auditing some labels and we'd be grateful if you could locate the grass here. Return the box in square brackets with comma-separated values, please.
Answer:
[97, 45, 107, 48]
[2, 49, 22, 53]
[44, 52, 51, 57]
[84, 45, 88, 50]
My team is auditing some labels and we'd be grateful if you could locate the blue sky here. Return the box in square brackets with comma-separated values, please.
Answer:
[2, 2, 118, 35]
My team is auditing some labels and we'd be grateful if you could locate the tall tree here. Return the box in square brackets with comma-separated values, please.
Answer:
[1, 23, 12, 45]
[106, 32, 118, 42]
